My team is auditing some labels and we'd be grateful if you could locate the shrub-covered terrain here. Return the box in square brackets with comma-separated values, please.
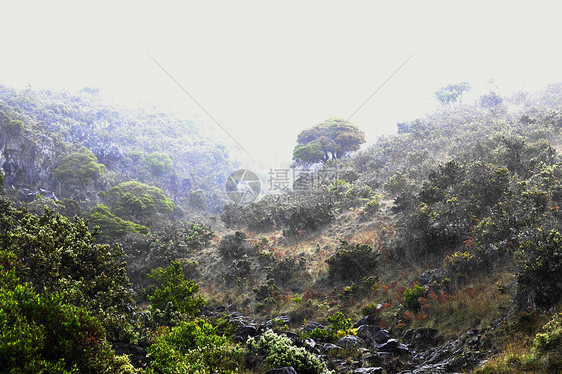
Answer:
[2, 84, 562, 372]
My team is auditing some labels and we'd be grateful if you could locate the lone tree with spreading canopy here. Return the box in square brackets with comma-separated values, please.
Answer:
[435, 82, 471, 107]
[292, 118, 365, 166]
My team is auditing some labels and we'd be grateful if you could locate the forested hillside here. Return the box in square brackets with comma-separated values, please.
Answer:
[0, 85, 234, 216]
[1, 84, 562, 373]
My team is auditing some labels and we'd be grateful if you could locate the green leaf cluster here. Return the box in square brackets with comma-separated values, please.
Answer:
[148, 260, 205, 317]
[146, 319, 245, 374]
[247, 329, 328, 374]
[293, 118, 365, 166]
[54, 146, 107, 185]
[0, 250, 137, 374]
[145, 152, 173, 175]
[105, 181, 174, 225]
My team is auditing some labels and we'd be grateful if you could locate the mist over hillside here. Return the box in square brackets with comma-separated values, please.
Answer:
[1, 80, 562, 373]
[0, 85, 237, 216]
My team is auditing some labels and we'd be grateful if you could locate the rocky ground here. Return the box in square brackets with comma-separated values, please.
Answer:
[219, 306, 495, 374]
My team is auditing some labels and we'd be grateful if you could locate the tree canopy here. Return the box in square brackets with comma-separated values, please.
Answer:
[435, 82, 471, 106]
[292, 118, 365, 166]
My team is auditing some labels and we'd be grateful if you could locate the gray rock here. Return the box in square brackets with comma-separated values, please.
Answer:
[361, 353, 384, 367]
[336, 335, 364, 349]
[419, 269, 446, 287]
[354, 314, 379, 327]
[237, 325, 257, 340]
[303, 338, 317, 351]
[320, 343, 341, 354]
[357, 325, 381, 342]
[282, 332, 299, 344]
[374, 329, 390, 344]
[302, 322, 325, 334]
[374, 339, 410, 354]
[402, 328, 441, 350]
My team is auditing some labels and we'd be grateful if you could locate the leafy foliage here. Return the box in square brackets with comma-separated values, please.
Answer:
[247, 330, 328, 374]
[146, 319, 245, 374]
[148, 260, 205, 317]
[0, 202, 133, 315]
[89, 204, 150, 242]
[435, 82, 470, 106]
[217, 231, 252, 260]
[0, 250, 137, 374]
[145, 152, 174, 175]
[403, 285, 427, 311]
[104, 181, 174, 226]
[293, 118, 365, 166]
[326, 241, 379, 282]
[54, 146, 107, 185]
[221, 194, 335, 235]
[515, 229, 562, 310]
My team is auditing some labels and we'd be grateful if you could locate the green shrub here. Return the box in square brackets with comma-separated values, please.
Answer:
[147, 319, 245, 373]
[146, 152, 174, 175]
[0, 208, 134, 315]
[218, 232, 252, 260]
[0, 251, 137, 374]
[247, 330, 328, 374]
[221, 195, 335, 235]
[361, 301, 379, 316]
[304, 312, 356, 342]
[89, 204, 150, 242]
[363, 194, 381, 212]
[515, 229, 562, 310]
[184, 223, 214, 250]
[533, 312, 562, 354]
[148, 260, 205, 317]
[104, 181, 174, 225]
[283, 202, 334, 238]
[326, 241, 379, 282]
[403, 285, 427, 311]
[442, 250, 480, 284]
[54, 146, 106, 185]
[327, 312, 356, 340]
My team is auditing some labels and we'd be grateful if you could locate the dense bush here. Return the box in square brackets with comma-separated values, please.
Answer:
[325, 241, 379, 283]
[515, 228, 562, 310]
[89, 204, 150, 242]
[221, 194, 335, 236]
[156, 221, 214, 251]
[247, 330, 328, 374]
[0, 204, 133, 315]
[146, 319, 245, 373]
[145, 151, 173, 175]
[54, 146, 107, 185]
[403, 285, 427, 312]
[218, 231, 252, 260]
[0, 250, 137, 374]
[103, 181, 174, 226]
[148, 260, 205, 318]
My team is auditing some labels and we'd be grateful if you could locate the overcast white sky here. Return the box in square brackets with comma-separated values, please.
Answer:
[2, 1, 562, 168]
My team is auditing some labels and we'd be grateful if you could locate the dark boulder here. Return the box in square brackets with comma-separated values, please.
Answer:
[374, 339, 410, 354]
[374, 329, 390, 344]
[357, 325, 382, 342]
[354, 314, 380, 328]
[336, 335, 364, 349]
[402, 328, 441, 350]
